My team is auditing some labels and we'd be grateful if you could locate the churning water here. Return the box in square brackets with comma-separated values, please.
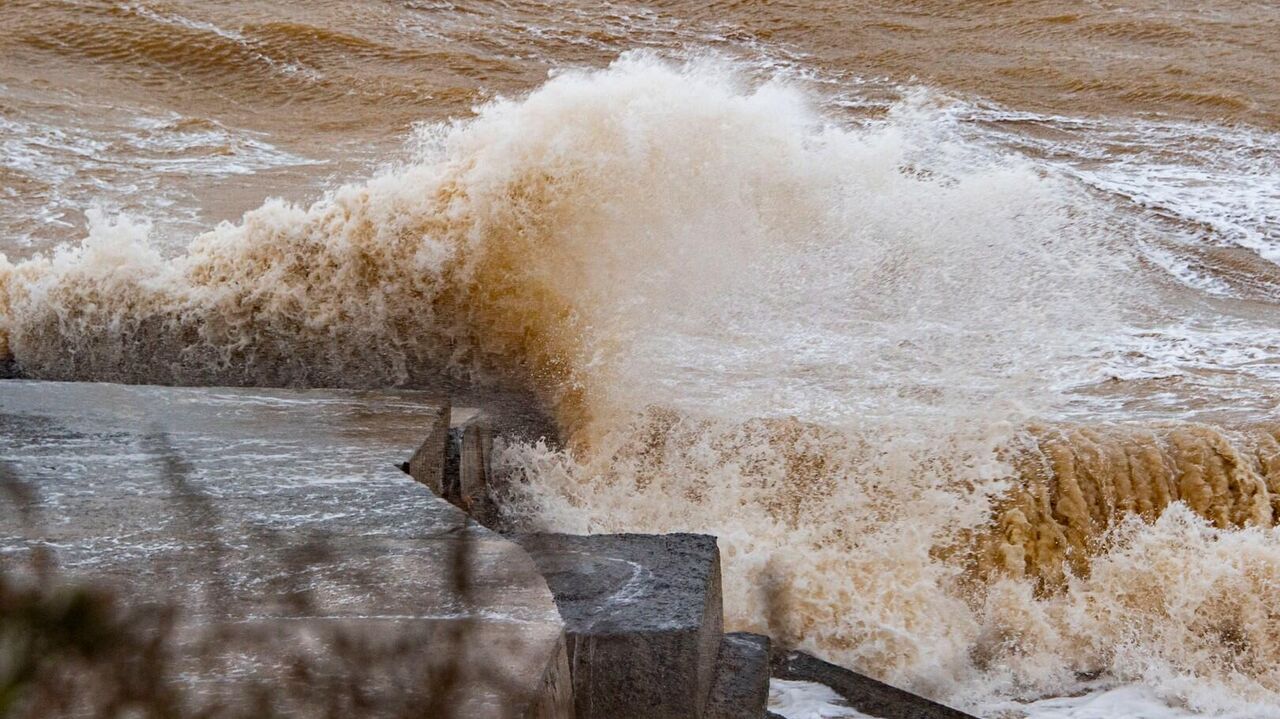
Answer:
[2, 2, 1279, 716]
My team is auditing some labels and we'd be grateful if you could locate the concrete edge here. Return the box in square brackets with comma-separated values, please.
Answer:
[403, 402, 451, 496]
[402, 410, 572, 719]
[705, 632, 771, 719]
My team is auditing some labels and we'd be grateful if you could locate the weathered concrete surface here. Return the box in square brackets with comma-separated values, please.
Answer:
[444, 409, 500, 526]
[771, 650, 977, 719]
[405, 402, 451, 496]
[406, 407, 502, 527]
[515, 532, 724, 719]
[705, 632, 771, 719]
[0, 379, 571, 719]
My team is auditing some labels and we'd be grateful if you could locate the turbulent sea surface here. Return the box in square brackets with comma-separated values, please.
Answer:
[2, 2, 1279, 716]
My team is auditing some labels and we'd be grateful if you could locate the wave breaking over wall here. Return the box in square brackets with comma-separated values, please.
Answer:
[3, 54, 1279, 715]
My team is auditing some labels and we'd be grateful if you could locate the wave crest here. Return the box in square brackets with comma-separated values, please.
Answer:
[4, 53, 1276, 714]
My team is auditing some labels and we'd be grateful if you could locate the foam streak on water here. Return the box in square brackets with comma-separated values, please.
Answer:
[963, 106, 1280, 270]
[0, 88, 320, 252]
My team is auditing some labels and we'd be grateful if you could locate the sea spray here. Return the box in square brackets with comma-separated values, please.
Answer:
[0, 54, 1120, 403]
[3, 53, 1279, 715]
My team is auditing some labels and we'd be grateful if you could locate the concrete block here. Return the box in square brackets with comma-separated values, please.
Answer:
[771, 650, 977, 719]
[705, 632, 771, 719]
[515, 533, 724, 719]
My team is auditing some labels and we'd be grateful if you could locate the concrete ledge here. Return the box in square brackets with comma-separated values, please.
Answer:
[515, 533, 724, 719]
[405, 408, 506, 529]
[771, 650, 977, 719]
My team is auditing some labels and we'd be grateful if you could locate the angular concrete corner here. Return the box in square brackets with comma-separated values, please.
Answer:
[771, 650, 978, 719]
[408, 408, 505, 528]
[705, 632, 771, 719]
[515, 533, 724, 719]
[446, 409, 499, 526]
[405, 402, 451, 496]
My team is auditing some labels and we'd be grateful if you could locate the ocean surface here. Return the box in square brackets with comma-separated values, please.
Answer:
[1, 2, 1278, 716]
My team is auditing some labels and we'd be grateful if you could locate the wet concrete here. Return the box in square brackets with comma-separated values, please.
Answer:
[0, 378, 980, 719]
[515, 532, 724, 719]
[0, 379, 570, 718]
[706, 633, 771, 719]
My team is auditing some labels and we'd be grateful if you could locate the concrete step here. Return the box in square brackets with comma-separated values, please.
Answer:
[515, 532, 724, 719]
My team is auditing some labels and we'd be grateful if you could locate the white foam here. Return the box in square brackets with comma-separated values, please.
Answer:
[769, 679, 874, 719]
[1010, 683, 1280, 719]
[956, 105, 1280, 268]
[0, 103, 319, 250]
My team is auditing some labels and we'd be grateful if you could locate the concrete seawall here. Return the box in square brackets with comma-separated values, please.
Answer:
[410, 404, 980, 719]
[0, 379, 979, 718]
